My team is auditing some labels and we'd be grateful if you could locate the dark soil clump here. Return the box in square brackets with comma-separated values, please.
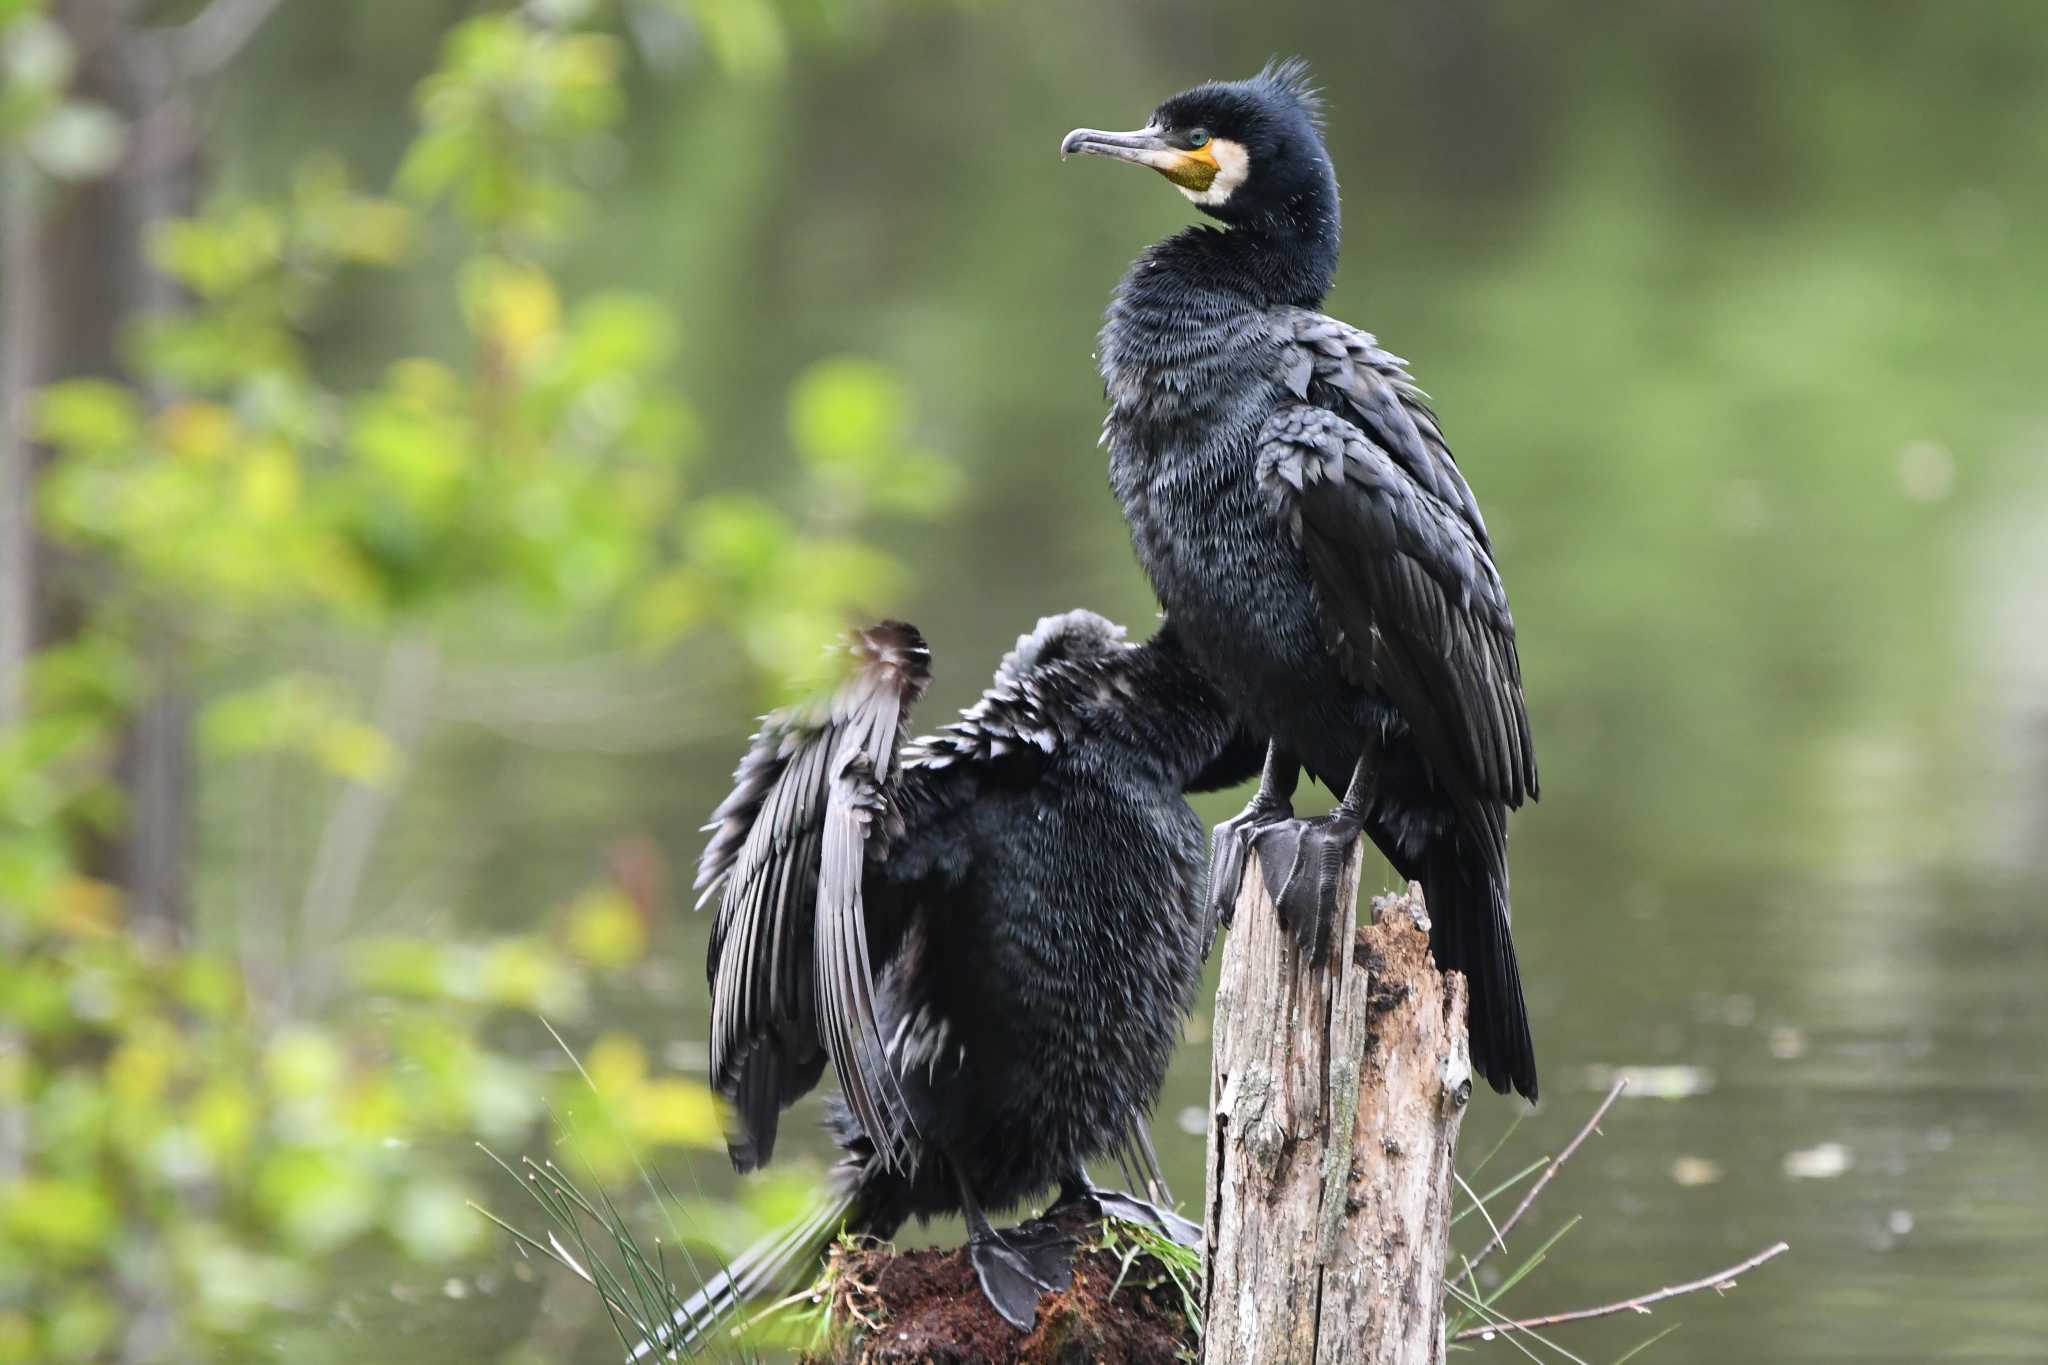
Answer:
[800, 1211, 1197, 1365]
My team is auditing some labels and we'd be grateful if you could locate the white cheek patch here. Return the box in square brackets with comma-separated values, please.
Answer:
[1179, 137, 1251, 208]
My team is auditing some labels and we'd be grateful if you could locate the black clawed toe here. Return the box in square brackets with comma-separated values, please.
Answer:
[1207, 805, 1295, 948]
[968, 1226, 1069, 1331]
[1256, 811, 1361, 963]
[1205, 745, 1303, 951]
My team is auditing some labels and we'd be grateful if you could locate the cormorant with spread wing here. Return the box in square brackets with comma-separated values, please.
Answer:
[644, 612, 1257, 1354]
[1060, 60, 1541, 1100]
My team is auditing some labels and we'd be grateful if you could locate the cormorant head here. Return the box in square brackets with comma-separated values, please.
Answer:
[1060, 58, 1333, 230]
[992, 610, 1131, 690]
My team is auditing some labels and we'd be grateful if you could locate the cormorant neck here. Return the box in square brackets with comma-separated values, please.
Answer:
[1120, 633, 1242, 789]
[1169, 182, 1341, 309]
[1233, 185, 1341, 306]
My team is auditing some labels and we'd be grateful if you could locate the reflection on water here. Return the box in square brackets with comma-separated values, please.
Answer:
[225, 2, 2048, 1360]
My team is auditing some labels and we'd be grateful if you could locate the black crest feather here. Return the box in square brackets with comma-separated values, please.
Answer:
[1256, 56, 1324, 133]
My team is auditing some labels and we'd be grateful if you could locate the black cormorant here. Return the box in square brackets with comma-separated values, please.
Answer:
[1060, 59, 1541, 1100]
[645, 612, 1259, 1353]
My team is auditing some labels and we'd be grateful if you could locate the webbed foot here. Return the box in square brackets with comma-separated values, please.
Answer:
[967, 1222, 1074, 1330]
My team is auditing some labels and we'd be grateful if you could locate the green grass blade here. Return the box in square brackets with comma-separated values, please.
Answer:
[1611, 1324, 1682, 1363]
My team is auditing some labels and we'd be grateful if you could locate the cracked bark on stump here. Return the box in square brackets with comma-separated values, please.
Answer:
[1202, 857, 1472, 1365]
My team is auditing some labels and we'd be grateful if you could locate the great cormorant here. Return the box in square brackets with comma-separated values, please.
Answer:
[644, 612, 1259, 1354]
[1060, 59, 1541, 1101]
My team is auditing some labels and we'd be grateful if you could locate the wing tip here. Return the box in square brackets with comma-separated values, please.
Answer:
[847, 620, 933, 698]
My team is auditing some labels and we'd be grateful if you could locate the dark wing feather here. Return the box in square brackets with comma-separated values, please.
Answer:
[1257, 317, 1537, 806]
[694, 622, 932, 1173]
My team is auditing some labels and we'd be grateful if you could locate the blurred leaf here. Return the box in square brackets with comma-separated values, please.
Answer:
[105, 1025, 179, 1105]
[43, 1287, 116, 1360]
[860, 446, 964, 517]
[628, 1077, 720, 1148]
[399, 16, 622, 239]
[148, 204, 284, 297]
[468, 1055, 542, 1140]
[389, 1178, 482, 1260]
[350, 937, 451, 1000]
[686, 494, 792, 586]
[2, 15, 74, 102]
[191, 1079, 256, 1167]
[238, 441, 300, 522]
[788, 356, 910, 469]
[681, 0, 787, 78]
[177, 956, 241, 1017]
[308, 717, 398, 784]
[290, 158, 414, 266]
[179, 1231, 313, 1334]
[479, 937, 585, 1016]
[200, 677, 399, 785]
[47, 876, 119, 939]
[263, 1028, 344, 1100]
[2, 1179, 113, 1261]
[154, 400, 239, 462]
[23, 99, 122, 180]
[0, 1310, 30, 1365]
[462, 256, 562, 368]
[563, 887, 647, 968]
[561, 292, 677, 375]
[255, 1147, 375, 1252]
[34, 380, 140, 452]
[584, 1031, 646, 1097]
[625, 564, 714, 645]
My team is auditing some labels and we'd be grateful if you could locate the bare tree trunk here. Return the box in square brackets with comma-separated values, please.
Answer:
[0, 147, 37, 731]
[25, 0, 207, 943]
[1202, 858, 1472, 1365]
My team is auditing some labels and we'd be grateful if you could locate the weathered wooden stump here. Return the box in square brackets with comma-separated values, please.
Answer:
[1202, 856, 1472, 1365]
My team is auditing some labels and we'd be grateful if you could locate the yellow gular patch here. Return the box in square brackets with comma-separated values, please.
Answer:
[1156, 142, 1220, 192]
[1180, 138, 1250, 208]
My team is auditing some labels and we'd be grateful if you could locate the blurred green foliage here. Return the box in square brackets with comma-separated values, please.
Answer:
[1, 0, 952, 1360]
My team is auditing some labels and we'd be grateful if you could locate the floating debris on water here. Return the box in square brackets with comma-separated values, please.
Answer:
[1671, 1156, 1723, 1186]
[1783, 1142, 1852, 1179]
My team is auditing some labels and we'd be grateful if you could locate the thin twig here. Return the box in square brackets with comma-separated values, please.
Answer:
[1452, 1241, 1790, 1341]
[297, 632, 437, 1001]
[1463, 1077, 1626, 1282]
[179, 0, 290, 78]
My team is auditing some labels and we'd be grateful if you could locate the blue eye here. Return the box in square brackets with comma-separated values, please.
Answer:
[1187, 129, 1210, 148]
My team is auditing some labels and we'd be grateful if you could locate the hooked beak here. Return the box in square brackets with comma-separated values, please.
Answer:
[1059, 125, 1219, 192]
